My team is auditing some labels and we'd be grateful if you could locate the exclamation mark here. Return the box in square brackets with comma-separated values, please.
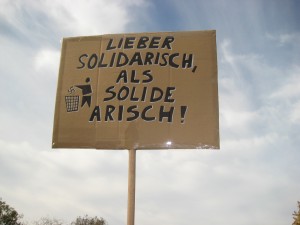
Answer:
[181, 106, 187, 123]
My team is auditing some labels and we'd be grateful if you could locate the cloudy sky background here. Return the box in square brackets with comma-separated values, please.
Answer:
[1, 0, 300, 224]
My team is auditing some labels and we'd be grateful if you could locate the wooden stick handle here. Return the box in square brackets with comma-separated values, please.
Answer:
[127, 149, 136, 225]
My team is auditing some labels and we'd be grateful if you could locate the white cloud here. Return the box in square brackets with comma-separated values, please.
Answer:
[40, 0, 129, 35]
[269, 66, 300, 99]
[34, 49, 60, 73]
[0, 138, 129, 224]
[267, 66, 300, 125]
[218, 40, 264, 139]
[290, 101, 300, 124]
[266, 32, 300, 46]
[218, 39, 300, 139]
[0, 0, 148, 38]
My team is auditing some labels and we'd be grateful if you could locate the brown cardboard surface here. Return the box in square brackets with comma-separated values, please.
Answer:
[52, 30, 219, 150]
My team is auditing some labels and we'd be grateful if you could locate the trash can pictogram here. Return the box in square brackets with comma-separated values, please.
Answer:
[65, 95, 80, 112]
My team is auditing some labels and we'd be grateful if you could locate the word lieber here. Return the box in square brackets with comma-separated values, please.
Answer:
[106, 36, 175, 50]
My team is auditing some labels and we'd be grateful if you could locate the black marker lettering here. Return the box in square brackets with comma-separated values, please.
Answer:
[127, 105, 139, 121]
[103, 86, 116, 101]
[89, 106, 101, 122]
[88, 54, 98, 69]
[142, 70, 153, 83]
[105, 105, 115, 121]
[149, 36, 161, 48]
[77, 54, 88, 69]
[106, 39, 116, 50]
[116, 70, 128, 83]
[161, 36, 175, 49]
[164, 87, 176, 102]
[141, 106, 155, 121]
[117, 86, 130, 101]
[159, 106, 174, 122]
[124, 37, 135, 49]
[137, 36, 149, 49]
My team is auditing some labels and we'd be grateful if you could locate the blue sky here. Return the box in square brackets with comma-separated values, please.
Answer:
[0, 0, 300, 225]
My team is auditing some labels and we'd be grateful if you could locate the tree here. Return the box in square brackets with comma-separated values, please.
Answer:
[293, 201, 300, 225]
[33, 217, 64, 225]
[0, 198, 23, 225]
[71, 215, 107, 225]
[0, 198, 108, 225]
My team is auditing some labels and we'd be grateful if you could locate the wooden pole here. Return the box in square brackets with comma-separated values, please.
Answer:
[127, 149, 136, 225]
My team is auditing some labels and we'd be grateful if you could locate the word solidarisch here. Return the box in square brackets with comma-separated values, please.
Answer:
[77, 36, 197, 72]
[89, 70, 188, 123]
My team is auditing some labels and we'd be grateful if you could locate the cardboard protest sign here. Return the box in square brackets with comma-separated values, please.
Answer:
[52, 30, 219, 150]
